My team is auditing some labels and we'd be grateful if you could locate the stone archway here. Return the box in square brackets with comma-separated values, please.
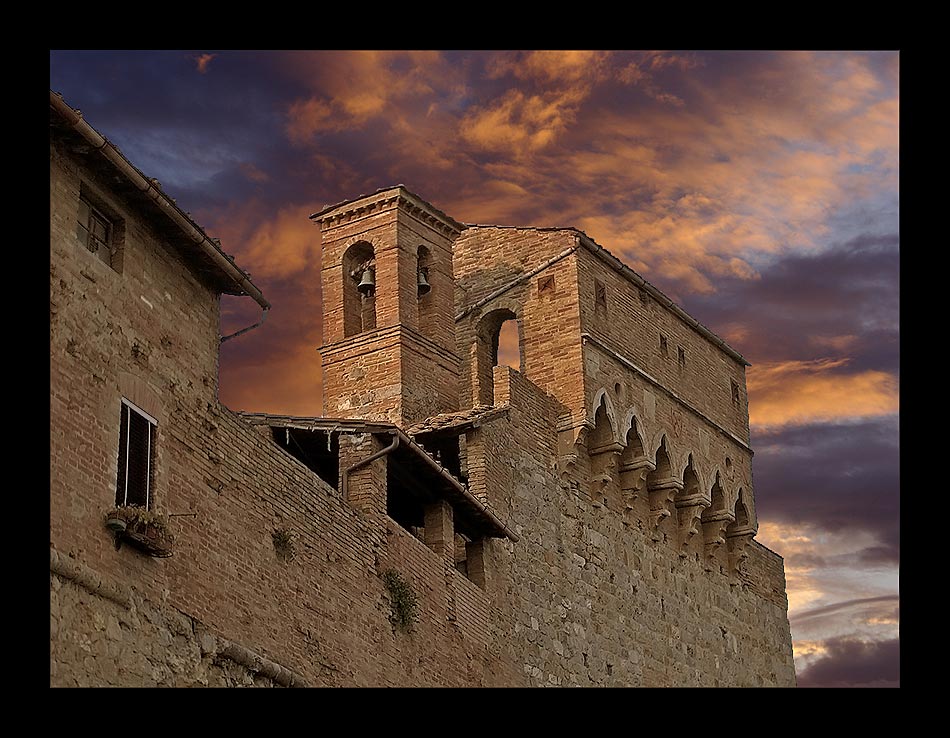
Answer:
[473, 307, 521, 405]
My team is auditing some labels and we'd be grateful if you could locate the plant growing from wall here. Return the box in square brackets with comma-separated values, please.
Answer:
[272, 528, 295, 562]
[381, 569, 417, 633]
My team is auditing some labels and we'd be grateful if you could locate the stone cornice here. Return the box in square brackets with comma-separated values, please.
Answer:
[311, 185, 464, 238]
[319, 324, 460, 374]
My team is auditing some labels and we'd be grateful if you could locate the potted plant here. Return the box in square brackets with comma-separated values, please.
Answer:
[104, 507, 129, 533]
[104, 505, 174, 558]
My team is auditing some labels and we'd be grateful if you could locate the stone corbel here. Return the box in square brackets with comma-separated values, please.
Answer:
[675, 494, 710, 554]
[589, 440, 625, 460]
[590, 473, 610, 507]
[647, 476, 683, 532]
[619, 456, 656, 505]
[701, 510, 735, 569]
[726, 526, 756, 575]
[589, 441, 624, 505]
[558, 450, 579, 477]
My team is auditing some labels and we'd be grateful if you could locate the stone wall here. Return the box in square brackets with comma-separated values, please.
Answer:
[472, 367, 796, 686]
[50, 549, 302, 687]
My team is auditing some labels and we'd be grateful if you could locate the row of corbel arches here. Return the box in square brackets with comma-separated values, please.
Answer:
[581, 389, 757, 574]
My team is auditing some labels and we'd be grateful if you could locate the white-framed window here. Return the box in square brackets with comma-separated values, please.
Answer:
[115, 398, 157, 509]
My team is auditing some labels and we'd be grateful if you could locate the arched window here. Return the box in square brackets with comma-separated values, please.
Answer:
[473, 308, 522, 405]
[342, 241, 376, 338]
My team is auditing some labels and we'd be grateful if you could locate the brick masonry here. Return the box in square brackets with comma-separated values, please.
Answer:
[50, 115, 796, 687]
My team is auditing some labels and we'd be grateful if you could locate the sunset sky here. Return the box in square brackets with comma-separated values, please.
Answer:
[50, 50, 899, 687]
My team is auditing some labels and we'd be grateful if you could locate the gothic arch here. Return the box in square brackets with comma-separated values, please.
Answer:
[648, 434, 676, 481]
[590, 388, 620, 444]
[619, 409, 647, 461]
[729, 486, 758, 533]
[679, 454, 708, 503]
[647, 430, 681, 478]
[704, 471, 731, 518]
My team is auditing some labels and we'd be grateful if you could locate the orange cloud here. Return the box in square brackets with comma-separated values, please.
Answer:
[238, 162, 270, 183]
[747, 359, 899, 429]
[459, 88, 587, 154]
[194, 53, 217, 74]
[221, 339, 323, 416]
[287, 98, 336, 141]
[240, 204, 321, 280]
[200, 200, 320, 281]
[277, 51, 895, 307]
[614, 51, 701, 106]
[283, 51, 451, 142]
[487, 50, 610, 84]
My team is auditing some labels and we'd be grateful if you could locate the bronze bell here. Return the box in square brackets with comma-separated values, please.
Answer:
[357, 268, 375, 296]
[417, 268, 431, 296]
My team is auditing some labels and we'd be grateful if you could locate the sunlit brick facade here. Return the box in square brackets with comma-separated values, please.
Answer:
[50, 91, 795, 687]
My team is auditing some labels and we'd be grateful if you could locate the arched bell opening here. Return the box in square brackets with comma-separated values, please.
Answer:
[343, 240, 376, 337]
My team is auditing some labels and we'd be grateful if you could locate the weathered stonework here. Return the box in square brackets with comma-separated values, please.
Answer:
[50, 93, 796, 688]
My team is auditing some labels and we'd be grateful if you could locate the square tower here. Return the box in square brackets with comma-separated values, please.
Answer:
[312, 186, 463, 427]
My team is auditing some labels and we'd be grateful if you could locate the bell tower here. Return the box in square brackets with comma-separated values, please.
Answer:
[313, 185, 463, 427]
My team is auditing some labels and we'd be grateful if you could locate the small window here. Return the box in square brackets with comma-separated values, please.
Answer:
[659, 334, 669, 357]
[731, 380, 741, 406]
[538, 274, 555, 295]
[639, 288, 649, 306]
[678, 346, 686, 367]
[115, 399, 157, 509]
[594, 279, 607, 309]
[77, 195, 115, 268]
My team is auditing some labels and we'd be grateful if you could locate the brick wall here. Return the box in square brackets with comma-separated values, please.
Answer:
[453, 226, 583, 413]
[50, 144, 513, 687]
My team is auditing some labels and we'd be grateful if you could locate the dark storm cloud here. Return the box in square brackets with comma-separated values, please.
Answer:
[50, 50, 305, 210]
[752, 416, 899, 563]
[681, 231, 899, 375]
[790, 595, 900, 625]
[797, 637, 900, 688]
